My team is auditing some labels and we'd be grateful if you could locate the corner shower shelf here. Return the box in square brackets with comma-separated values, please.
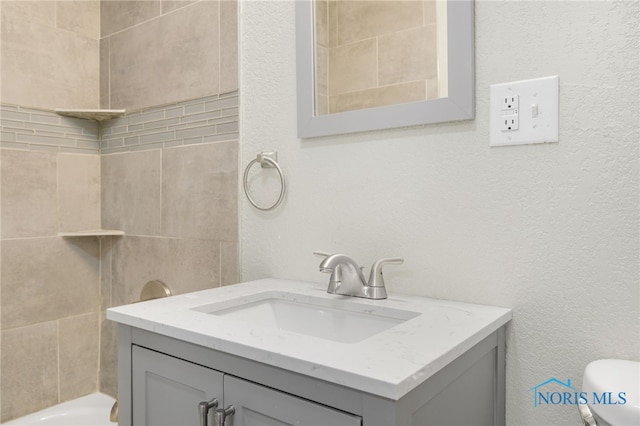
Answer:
[55, 109, 126, 122]
[58, 229, 125, 237]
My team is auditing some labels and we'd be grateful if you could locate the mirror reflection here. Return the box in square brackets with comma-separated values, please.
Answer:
[314, 0, 447, 115]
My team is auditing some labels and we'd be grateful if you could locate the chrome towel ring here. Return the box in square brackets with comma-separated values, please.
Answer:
[243, 152, 286, 211]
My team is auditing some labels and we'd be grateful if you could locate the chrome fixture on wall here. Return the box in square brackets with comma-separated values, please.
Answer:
[243, 151, 286, 211]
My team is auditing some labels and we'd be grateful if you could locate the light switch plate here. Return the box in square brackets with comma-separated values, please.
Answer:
[490, 76, 559, 147]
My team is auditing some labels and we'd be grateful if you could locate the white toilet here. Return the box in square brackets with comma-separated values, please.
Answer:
[580, 359, 640, 426]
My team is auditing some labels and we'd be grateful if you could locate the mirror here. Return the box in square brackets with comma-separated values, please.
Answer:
[296, 0, 474, 138]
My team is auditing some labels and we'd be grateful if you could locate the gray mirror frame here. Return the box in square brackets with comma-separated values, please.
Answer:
[296, 0, 475, 138]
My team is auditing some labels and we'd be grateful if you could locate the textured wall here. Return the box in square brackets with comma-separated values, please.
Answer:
[240, 1, 639, 425]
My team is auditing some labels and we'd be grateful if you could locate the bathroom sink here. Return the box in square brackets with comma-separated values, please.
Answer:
[191, 291, 420, 343]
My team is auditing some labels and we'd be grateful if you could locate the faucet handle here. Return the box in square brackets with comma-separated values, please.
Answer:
[313, 251, 332, 258]
[368, 257, 404, 288]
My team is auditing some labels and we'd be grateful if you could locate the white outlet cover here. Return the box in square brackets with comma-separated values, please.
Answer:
[490, 76, 559, 147]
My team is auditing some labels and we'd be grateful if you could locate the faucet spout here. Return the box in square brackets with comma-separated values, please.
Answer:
[319, 254, 367, 284]
[315, 251, 403, 300]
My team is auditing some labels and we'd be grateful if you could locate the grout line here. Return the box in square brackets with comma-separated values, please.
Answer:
[107, 37, 112, 112]
[55, 153, 60, 235]
[97, 239, 103, 394]
[159, 149, 163, 236]
[56, 319, 61, 404]
[218, 0, 221, 96]
[96, 308, 102, 393]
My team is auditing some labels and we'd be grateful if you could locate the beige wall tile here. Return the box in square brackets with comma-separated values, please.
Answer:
[316, 94, 329, 116]
[325, 1, 435, 112]
[99, 312, 118, 397]
[107, 1, 219, 110]
[100, 0, 161, 37]
[1, 149, 58, 238]
[328, 38, 377, 96]
[424, 0, 437, 25]
[1, 321, 58, 422]
[101, 150, 162, 235]
[315, 2, 329, 114]
[58, 154, 101, 233]
[427, 77, 440, 100]
[162, 0, 198, 15]
[162, 142, 238, 241]
[335, 1, 423, 46]
[327, 0, 338, 48]
[111, 236, 220, 307]
[329, 81, 426, 113]
[56, 0, 100, 39]
[315, 0, 329, 48]
[100, 38, 110, 109]
[100, 238, 114, 312]
[378, 25, 437, 86]
[0, 1, 55, 28]
[220, 0, 239, 94]
[99, 239, 117, 397]
[59, 313, 99, 402]
[221, 241, 239, 286]
[315, 44, 328, 98]
[0, 17, 99, 109]
[1, 237, 100, 329]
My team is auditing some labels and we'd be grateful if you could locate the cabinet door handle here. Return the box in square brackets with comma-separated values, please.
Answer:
[198, 398, 218, 426]
[215, 405, 235, 425]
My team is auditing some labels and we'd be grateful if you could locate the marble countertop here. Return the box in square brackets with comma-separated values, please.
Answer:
[107, 278, 512, 400]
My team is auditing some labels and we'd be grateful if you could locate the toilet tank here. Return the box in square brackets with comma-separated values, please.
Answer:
[582, 359, 640, 426]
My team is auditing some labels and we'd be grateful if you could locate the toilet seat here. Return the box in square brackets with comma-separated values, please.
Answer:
[582, 359, 640, 426]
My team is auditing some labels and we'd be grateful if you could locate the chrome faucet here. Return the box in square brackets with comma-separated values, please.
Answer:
[314, 252, 404, 300]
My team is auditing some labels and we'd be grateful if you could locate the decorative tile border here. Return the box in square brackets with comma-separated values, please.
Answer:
[100, 91, 239, 154]
[0, 91, 239, 155]
[0, 105, 100, 153]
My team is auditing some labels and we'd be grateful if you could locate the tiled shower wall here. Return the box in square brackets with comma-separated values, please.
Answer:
[100, 0, 237, 111]
[97, 0, 239, 398]
[0, 108, 102, 422]
[98, 94, 240, 397]
[0, 0, 239, 421]
[315, 0, 439, 114]
[0, 93, 240, 421]
[0, 1, 100, 110]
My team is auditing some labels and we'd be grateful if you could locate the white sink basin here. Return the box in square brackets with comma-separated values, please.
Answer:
[192, 291, 420, 343]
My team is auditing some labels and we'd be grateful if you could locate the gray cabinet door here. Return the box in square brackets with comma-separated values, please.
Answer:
[132, 345, 223, 426]
[222, 375, 362, 426]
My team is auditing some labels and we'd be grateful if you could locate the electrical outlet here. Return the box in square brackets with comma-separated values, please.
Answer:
[500, 95, 519, 131]
[490, 76, 559, 146]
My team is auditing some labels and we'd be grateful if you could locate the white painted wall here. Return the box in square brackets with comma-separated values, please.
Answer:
[239, 1, 639, 424]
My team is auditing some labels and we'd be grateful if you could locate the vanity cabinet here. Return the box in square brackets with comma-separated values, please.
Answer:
[117, 323, 506, 426]
[132, 346, 223, 425]
[131, 345, 361, 426]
